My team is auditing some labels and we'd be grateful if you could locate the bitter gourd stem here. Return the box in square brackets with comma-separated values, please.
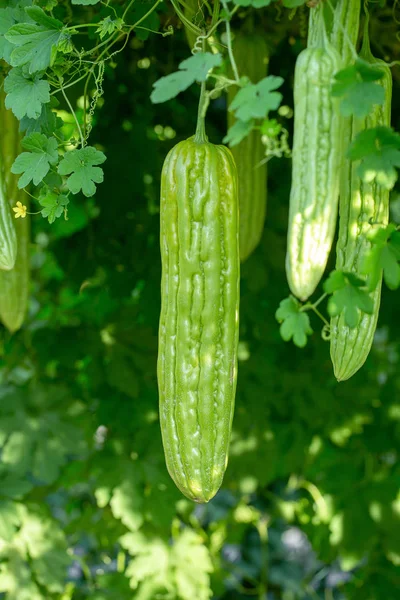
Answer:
[194, 40, 208, 145]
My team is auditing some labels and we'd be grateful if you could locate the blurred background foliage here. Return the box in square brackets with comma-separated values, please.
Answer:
[1, 1, 400, 599]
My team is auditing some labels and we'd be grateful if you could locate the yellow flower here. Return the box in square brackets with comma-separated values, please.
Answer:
[12, 201, 27, 219]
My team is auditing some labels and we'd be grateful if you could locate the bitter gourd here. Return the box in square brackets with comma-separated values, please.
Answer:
[0, 89, 17, 271]
[0, 92, 30, 333]
[330, 29, 392, 381]
[227, 31, 268, 262]
[286, 14, 342, 301]
[158, 131, 239, 503]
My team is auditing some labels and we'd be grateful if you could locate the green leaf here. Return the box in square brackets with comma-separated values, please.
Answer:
[25, 5, 63, 30]
[72, 0, 101, 4]
[223, 119, 254, 147]
[150, 52, 222, 104]
[19, 101, 63, 136]
[275, 296, 313, 348]
[229, 76, 283, 121]
[11, 132, 58, 188]
[110, 479, 144, 532]
[96, 16, 124, 40]
[57, 146, 106, 197]
[121, 532, 169, 588]
[172, 530, 213, 600]
[362, 224, 400, 291]
[0, 4, 33, 63]
[4, 67, 50, 119]
[331, 59, 385, 119]
[348, 126, 400, 190]
[324, 270, 374, 328]
[0, 7, 15, 62]
[5, 6, 63, 73]
[38, 191, 69, 223]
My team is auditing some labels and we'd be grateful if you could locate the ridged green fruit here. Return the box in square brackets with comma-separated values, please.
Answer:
[0, 89, 17, 271]
[285, 38, 342, 301]
[227, 32, 268, 262]
[330, 36, 392, 381]
[0, 93, 30, 333]
[158, 135, 240, 503]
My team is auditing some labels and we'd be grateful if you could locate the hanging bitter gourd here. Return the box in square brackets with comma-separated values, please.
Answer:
[227, 31, 268, 262]
[0, 89, 17, 271]
[0, 92, 30, 333]
[285, 12, 342, 301]
[158, 127, 240, 503]
[330, 29, 392, 382]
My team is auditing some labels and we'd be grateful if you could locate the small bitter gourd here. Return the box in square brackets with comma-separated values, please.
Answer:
[227, 31, 268, 262]
[158, 130, 240, 503]
[0, 91, 30, 333]
[285, 12, 342, 301]
[330, 28, 392, 381]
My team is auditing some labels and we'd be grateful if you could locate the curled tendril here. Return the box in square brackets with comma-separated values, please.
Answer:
[163, 25, 174, 37]
[192, 33, 208, 54]
[85, 60, 105, 145]
[322, 324, 331, 341]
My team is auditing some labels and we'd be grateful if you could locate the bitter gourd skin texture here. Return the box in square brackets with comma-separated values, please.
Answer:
[330, 32, 392, 382]
[285, 42, 342, 301]
[158, 135, 240, 503]
[286, 1, 361, 301]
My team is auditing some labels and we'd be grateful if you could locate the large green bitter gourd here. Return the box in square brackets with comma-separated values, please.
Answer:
[158, 127, 240, 503]
[286, 1, 361, 301]
[330, 28, 392, 381]
[285, 15, 342, 301]
[227, 31, 268, 262]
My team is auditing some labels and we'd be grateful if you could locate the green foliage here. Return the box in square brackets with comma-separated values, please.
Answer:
[150, 52, 223, 104]
[57, 147, 106, 197]
[222, 117, 253, 146]
[332, 59, 385, 118]
[4, 67, 50, 119]
[348, 126, 400, 190]
[38, 190, 69, 223]
[275, 295, 313, 347]
[324, 270, 374, 328]
[362, 224, 400, 290]
[228, 75, 283, 121]
[11, 132, 58, 187]
[5, 6, 64, 73]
